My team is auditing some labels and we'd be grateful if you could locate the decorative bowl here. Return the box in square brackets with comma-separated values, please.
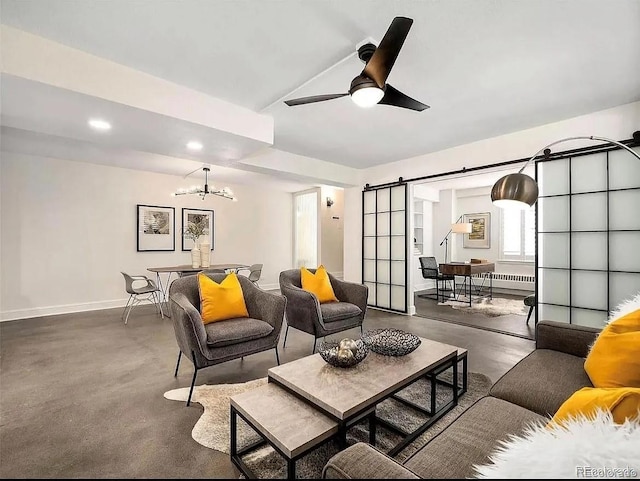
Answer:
[361, 328, 421, 356]
[318, 339, 368, 368]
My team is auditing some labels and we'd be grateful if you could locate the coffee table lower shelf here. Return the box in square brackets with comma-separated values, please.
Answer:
[231, 348, 468, 478]
[230, 383, 340, 479]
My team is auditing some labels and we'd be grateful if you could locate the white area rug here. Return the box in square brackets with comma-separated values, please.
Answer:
[164, 378, 267, 453]
[439, 297, 528, 317]
[165, 373, 492, 478]
[473, 410, 640, 479]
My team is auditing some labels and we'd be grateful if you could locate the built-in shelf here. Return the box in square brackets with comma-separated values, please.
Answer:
[414, 200, 424, 256]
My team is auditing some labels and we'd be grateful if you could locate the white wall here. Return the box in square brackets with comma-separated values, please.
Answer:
[450, 187, 501, 263]
[344, 101, 640, 284]
[435, 186, 535, 278]
[320, 186, 344, 276]
[0, 152, 293, 321]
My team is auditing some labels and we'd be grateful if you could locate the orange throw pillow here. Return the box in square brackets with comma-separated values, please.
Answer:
[551, 387, 640, 426]
[301, 265, 338, 304]
[197, 273, 249, 324]
[584, 308, 640, 388]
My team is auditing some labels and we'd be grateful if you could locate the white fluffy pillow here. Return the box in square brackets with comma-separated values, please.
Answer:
[473, 410, 640, 479]
[608, 291, 640, 324]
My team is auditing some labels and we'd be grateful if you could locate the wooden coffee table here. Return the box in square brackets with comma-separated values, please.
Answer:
[230, 337, 466, 478]
[268, 337, 461, 456]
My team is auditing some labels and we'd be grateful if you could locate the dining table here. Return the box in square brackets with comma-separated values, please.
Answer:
[147, 263, 249, 316]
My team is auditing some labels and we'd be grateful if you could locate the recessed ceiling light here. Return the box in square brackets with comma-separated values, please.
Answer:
[88, 119, 111, 131]
[186, 141, 203, 151]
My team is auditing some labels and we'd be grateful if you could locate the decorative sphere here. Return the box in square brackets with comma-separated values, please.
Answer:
[339, 338, 358, 356]
[336, 347, 355, 363]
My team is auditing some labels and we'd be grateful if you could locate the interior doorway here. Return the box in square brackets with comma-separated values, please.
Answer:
[409, 169, 536, 340]
[293, 189, 319, 269]
[293, 187, 345, 274]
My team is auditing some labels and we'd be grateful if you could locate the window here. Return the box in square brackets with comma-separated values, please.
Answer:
[500, 206, 535, 261]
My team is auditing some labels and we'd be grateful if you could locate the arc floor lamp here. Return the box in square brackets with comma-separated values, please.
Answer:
[439, 216, 473, 264]
[491, 132, 640, 209]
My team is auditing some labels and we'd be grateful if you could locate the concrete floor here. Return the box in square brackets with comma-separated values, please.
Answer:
[0, 305, 534, 478]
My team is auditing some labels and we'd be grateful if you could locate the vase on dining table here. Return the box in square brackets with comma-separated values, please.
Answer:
[191, 245, 201, 268]
[199, 243, 211, 268]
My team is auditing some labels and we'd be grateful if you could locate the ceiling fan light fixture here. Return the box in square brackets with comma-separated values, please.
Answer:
[350, 86, 384, 108]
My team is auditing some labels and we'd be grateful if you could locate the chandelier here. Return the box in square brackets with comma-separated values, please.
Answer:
[172, 167, 237, 201]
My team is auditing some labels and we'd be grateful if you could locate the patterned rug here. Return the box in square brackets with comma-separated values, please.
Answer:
[165, 371, 492, 478]
[439, 297, 528, 317]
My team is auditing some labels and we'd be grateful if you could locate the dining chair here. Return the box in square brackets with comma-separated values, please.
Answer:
[200, 268, 227, 275]
[121, 272, 164, 324]
[237, 264, 263, 286]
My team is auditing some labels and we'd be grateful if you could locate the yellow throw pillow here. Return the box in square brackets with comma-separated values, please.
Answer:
[198, 273, 249, 324]
[551, 387, 640, 426]
[301, 265, 338, 304]
[584, 308, 640, 388]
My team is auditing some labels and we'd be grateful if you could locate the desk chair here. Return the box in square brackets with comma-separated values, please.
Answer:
[417, 256, 455, 303]
[525, 294, 537, 325]
[121, 272, 164, 324]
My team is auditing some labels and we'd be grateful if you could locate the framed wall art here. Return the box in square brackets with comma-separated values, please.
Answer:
[463, 212, 491, 249]
[182, 208, 214, 251]
[137, 204, 175, 251]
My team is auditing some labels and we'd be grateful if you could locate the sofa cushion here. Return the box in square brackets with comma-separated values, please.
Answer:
[584, 308, 640, 388]
[551, 386, 640, 426]
[204, 317, 273, 347]
[403, 397, 545, 479]
[321, 302, 362, 323]
[490, 349, 593, 417]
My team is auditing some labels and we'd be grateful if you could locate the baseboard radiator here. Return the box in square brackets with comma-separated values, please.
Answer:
[472, 272, 535, 291]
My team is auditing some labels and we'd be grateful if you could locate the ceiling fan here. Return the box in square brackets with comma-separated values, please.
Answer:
[284, 17, 429, 112]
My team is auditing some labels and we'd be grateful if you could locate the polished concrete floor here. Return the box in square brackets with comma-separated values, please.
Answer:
[0, 305, 534, 478]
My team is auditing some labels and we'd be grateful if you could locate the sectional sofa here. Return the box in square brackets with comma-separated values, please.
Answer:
[322, 321, 601, 479]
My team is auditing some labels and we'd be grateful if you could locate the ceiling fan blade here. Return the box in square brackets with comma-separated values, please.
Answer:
[378, 84, 430, 111]
[284, 93, 349, 106]
[363, 17, 413, 88]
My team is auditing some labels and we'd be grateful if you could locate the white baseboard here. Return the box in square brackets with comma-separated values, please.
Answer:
[1, 283, 283, 322]
[1, 298, 131, 322]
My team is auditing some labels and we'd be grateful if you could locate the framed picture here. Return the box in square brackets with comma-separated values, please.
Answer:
[463, 212, 491, 249]
[182, 208, 215, 251]
[137, 204, 175, 252]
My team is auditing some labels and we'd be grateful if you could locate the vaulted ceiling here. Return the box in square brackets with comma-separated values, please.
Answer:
[2, 0, 640, 174]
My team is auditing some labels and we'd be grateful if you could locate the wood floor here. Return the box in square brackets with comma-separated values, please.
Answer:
[0, 304, 534, 478]
[414, 289, 536, 340]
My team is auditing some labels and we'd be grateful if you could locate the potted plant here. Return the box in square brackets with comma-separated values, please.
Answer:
[183, 220, 208, 268]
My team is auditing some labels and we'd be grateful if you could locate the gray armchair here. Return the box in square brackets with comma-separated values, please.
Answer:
[169, 273, 286, 406]
[279, 269, 368, 353]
